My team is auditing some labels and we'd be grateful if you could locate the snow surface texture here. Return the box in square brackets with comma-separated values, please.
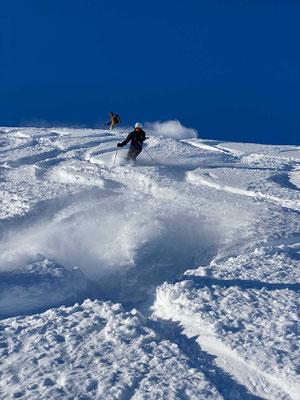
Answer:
[0, 123, 300, 399]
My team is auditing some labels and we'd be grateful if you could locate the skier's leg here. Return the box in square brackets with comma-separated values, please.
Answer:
[126, 148, 141, 161]
[133, 148, 142, 161]
[126, 148, 135, 161]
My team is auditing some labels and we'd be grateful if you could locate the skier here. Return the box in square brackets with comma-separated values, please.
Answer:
[104, 111, 121, 130]
[117, 122, 146, 161]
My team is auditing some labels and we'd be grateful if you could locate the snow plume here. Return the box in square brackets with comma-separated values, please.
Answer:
[0, 203, 138, 278]
[0, 197, 220, 303]
[145, 120, 198, 139]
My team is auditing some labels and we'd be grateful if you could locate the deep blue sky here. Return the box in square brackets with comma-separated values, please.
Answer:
[1, 0, 299, 144]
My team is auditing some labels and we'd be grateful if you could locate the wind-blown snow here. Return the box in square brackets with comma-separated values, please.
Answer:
[145, 119, 198, 139]
[0, 125, 299, 399]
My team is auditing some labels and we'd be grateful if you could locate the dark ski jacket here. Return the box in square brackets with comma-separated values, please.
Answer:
[119, 129, 146, 150]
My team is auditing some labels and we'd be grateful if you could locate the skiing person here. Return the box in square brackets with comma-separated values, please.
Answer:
[117, 122, 146, 161]
[104, 111, 121, 130]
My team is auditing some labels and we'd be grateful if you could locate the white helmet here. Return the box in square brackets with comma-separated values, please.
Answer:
[135, 122, 143, 129]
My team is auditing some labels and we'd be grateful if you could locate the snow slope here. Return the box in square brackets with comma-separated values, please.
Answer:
[0, 125, 299, 399]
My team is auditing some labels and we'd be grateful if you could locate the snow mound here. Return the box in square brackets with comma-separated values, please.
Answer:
[0, 256, 86, 318]
[49, 160, 104, 188]
[190, 244, 300, 284]
[289, 166, 300, 190]
[154, 276, 300, 400]
[0, 299, 221, 399]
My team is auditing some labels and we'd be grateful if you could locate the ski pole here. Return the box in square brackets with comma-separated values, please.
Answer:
[143, 146, 157, 165]
[138, 142, 157, 165]
[112, 148, 119, 167]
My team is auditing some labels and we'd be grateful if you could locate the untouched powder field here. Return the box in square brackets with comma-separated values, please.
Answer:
[0, 123, 299, 399]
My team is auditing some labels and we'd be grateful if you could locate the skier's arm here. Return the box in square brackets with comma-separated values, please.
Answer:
[118, 132, 133, 147]
[104, 121, 111, 126]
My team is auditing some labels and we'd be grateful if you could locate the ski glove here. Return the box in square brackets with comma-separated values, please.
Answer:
[117, 143, 122, 147]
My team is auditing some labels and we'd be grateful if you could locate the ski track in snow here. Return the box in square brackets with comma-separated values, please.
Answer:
[0, 126, 300, 399]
